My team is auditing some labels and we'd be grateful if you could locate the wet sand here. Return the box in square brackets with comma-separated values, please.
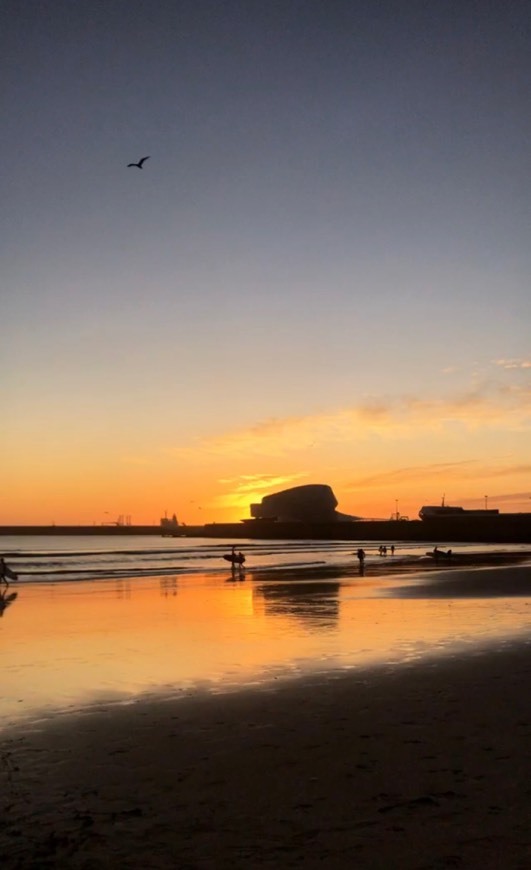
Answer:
[246, 550, 531, 585]
[1, 557, 530, 868]
[1, 640, 530, 868]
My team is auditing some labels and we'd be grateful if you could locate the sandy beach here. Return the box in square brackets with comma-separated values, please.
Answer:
[1, 552, 530, 868]
[1, 639, 530, 868]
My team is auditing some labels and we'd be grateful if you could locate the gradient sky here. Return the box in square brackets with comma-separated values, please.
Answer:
[2, 0, 530, 525]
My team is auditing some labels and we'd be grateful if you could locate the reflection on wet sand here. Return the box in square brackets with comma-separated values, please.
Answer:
[1, 560, 530, 726]
[392, 563, 531, 599]
[225, 567, 245, 582]
[159, 577, 178, 596]
[115, 579, 132, 599]
[0, 588, 17, 618]
[245, 550, 531, 584]
[255, 582, 340, 629]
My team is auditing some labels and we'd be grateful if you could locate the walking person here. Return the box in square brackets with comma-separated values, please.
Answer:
[223, 546, 245, 576]
[356, 548, 366, 575]
[0, 557, 18, 586]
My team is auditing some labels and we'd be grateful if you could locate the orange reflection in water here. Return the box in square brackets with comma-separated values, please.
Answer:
[0, 570, 529, 725]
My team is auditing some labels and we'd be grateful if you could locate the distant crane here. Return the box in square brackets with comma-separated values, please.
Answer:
[101, 514, 132, 526]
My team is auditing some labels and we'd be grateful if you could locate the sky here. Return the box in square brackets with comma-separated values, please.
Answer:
[1, 0, 530, 525]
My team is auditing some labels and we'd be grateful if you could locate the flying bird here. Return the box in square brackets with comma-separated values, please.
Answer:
[127, 156, 150, 169]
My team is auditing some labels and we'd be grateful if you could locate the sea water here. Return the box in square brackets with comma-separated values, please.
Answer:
[1, 534, 530, 584]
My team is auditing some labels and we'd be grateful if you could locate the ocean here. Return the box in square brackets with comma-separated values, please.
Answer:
[2, 534, 530, 584]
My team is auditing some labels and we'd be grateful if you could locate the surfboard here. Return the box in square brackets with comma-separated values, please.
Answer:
[223, 554, 245, 565]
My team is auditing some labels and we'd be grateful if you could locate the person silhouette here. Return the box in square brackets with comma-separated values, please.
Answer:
[0, 557, 18, 586]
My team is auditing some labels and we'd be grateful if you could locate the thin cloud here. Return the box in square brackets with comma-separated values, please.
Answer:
[476, 464, 531, 479]
[168, 382, 531, 460]
[346, 461, 479, 489]
[481, 491, 531, 504]
[217, 473, 306, 494]
[346, 462, 531, 491]
[493, 358, 531, 370]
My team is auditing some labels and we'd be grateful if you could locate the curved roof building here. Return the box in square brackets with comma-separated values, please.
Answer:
[250, 484, 357, 523]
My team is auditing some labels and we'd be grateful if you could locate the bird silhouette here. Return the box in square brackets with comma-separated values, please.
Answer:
[127, 156, 150, 169]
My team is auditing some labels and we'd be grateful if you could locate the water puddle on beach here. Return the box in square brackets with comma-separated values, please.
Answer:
[1, 567, 530, 727]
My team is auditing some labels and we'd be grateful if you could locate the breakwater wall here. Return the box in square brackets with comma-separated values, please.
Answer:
[0, 525, 197, 537]
[1, 515, 530, 543]
[202, 516, 531, 544]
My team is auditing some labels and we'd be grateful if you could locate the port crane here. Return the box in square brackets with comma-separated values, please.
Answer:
[101, 514, 132, 526]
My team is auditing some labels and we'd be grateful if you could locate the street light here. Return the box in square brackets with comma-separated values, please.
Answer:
[484, 495, 488, 510]
[395, 499, 399, 521]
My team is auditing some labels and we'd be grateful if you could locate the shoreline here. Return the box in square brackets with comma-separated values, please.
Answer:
[1, 642, 530, 868]
[3, 549, 531, 588]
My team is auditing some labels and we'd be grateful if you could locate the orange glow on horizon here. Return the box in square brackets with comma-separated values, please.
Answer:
[2, 376, 529, 525]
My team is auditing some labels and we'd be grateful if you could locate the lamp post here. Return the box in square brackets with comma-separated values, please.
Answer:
[484, 495, 488, 510]
[395, 499, 399, 521]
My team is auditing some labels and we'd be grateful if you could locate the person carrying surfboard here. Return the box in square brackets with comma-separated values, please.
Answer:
[223, 546, 245, 565]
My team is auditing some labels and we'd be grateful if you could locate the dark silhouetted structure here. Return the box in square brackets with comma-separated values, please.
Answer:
[250, 484, 358, 524]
